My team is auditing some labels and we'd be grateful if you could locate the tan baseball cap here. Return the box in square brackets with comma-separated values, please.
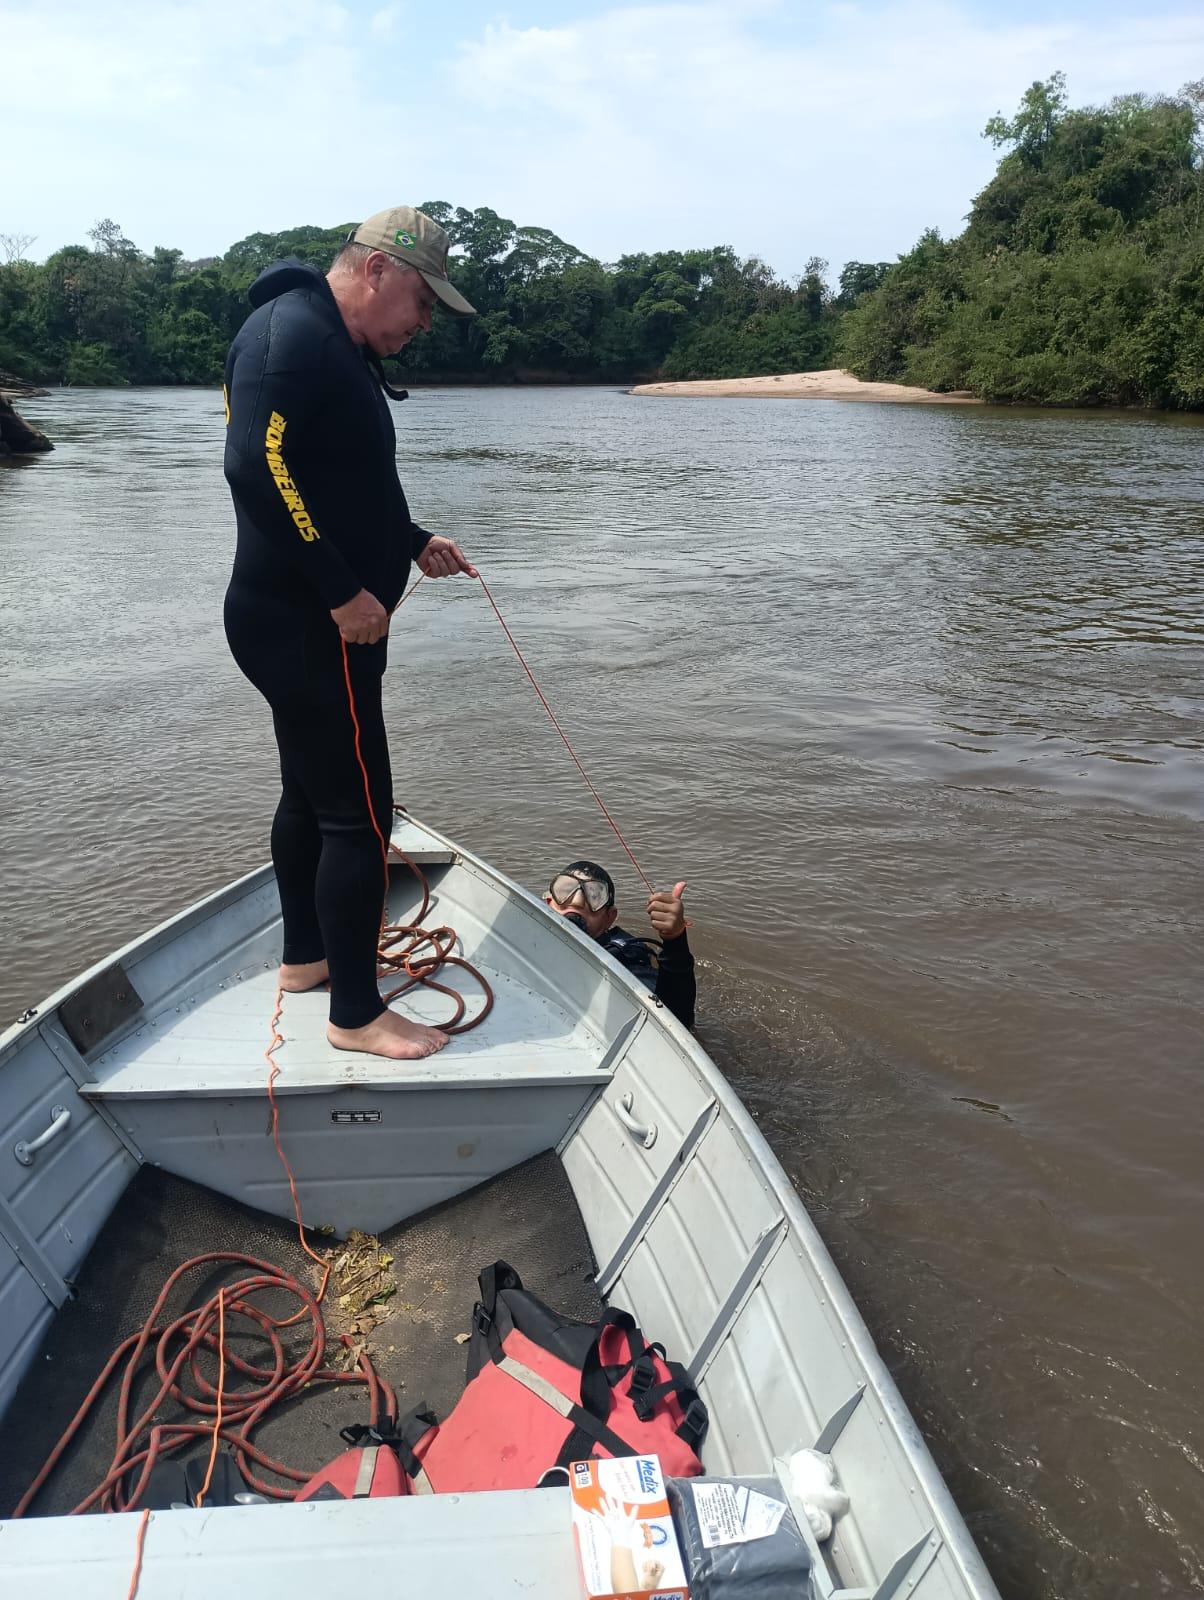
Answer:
[349, 206, 477, 315]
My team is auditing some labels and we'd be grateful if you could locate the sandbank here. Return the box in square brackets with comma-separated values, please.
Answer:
[628, 368, 980, 404]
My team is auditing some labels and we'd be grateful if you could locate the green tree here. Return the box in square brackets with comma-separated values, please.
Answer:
[451, 206, 516, 264]
[984, 72, 1068, 164]
[837, 230, 961, 382]
[64, 342, 127, 385]
[837, 261, 891, 305]
[5, 110, 1202, 403]
[841, 75, 1204, 406]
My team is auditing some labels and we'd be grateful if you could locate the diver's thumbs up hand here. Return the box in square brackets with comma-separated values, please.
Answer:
[647, 881, 688, 941]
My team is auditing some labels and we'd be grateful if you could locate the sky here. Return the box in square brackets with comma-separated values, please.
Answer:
[4, 0, 1202, 279]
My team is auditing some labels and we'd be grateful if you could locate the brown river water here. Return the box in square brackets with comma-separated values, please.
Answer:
[1, 387, 1201, 1596]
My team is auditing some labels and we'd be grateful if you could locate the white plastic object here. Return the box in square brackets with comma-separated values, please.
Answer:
[788, 1448, 850, 1543]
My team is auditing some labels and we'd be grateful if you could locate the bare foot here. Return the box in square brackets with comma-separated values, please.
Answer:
[327, 1010, 449, 1060]
[279, 958, 330, 993]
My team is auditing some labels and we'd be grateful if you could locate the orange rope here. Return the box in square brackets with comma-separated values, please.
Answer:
[340, 636, 392, 913]
[404, 564, 654, 895]
[193, 1286, 225, 1508]
[391, 571, 425, 615]
[263, 559, 650, 1324]
[265, 986, 331, 1302]
[15, 1255, 398, 1517]
[342, 601, 494, 1032]
[126, 1508, 150, 1599]
[94, 555, 652, 1600]
[474, 574, 655, 894]
[259, 605, 465, 1330]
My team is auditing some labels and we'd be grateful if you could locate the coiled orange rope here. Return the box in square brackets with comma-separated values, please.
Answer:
[12, 1255, 395, 1517]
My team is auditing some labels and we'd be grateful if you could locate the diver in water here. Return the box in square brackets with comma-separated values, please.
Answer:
[544, 861, 695, 1030]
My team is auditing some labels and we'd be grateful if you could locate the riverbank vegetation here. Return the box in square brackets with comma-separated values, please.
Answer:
[839, 75, 1204, 407]
[1, 75, 1200, 407]
[0, 213, 843, 391]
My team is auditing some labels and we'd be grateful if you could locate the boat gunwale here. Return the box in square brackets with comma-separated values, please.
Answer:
[404, 823, 1003, 1598]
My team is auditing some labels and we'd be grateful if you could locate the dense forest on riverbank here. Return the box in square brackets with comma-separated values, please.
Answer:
[0, 208, 845, 390]
[1, 76, 1201, 406]
[840, 75, 1204, 407]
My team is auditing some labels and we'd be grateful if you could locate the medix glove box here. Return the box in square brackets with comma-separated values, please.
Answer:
[570, 1454, 690, 1600]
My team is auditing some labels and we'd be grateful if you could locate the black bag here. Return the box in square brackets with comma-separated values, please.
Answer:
[667, 1474, 815, 1599]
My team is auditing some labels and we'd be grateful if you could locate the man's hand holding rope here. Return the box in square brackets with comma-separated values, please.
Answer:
[418, 535, 477, 578]
[331, 537, 475, 645]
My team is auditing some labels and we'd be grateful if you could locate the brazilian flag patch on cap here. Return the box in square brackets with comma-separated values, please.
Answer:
[395, 229, 416, 248]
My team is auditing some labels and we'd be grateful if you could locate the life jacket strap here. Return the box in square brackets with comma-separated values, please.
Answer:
[495, 1350, 642, 1463]
[352, 1445, 379, 1498]
[496, 1353, 574, 1417]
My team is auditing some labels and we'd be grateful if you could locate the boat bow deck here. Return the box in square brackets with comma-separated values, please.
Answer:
[81, 962, 611, 1098]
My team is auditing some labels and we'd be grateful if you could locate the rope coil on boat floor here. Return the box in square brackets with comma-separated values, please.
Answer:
[342, 573, 498, 1035]
[377, 829, 495, 1032]
[11, 1252, 397, 1517]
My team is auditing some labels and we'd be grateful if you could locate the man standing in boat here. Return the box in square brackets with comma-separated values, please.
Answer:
[545, 862, 696, 1029]
[222, 207, 475, 1062]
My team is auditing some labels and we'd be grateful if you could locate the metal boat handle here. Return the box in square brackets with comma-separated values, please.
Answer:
[14, 1105, 71, 1167]
[615, 1091, 657, 1149]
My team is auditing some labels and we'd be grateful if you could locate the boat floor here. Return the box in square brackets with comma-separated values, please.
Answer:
[1, 1151, 602, 1519]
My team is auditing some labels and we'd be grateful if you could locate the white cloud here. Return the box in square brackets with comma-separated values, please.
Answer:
[447, 3, 1204, 272]
[0, 0, 429, 256]
[370, 5, 402, 38]
[2, 1, 1201, 273]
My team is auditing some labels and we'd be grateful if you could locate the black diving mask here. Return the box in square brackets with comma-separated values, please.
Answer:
[549, 873, 613, 913]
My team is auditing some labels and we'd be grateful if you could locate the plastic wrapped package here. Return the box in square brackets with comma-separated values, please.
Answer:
[666, 1475, 816, 1599]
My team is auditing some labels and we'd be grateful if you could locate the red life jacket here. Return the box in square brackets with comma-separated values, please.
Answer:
[295, 1442, 407, 1501]
[394, 1261, 708, 1494]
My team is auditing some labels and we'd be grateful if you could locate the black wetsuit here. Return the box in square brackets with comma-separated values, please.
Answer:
[599, 927, 696, 1030]
[222, 260, 430, 1029]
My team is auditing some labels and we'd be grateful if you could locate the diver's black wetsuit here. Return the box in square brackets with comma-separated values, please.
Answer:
[599, 927, 696, 1030]
[223, 260, 430, 1029]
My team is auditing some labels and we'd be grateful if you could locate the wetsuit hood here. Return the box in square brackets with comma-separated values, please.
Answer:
[245, 255, 409, 403]
[248, 258, 332, 310]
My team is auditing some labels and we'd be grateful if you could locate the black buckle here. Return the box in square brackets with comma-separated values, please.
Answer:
[681, 1398, 708, 1442]
[340, 1422, 396, 1448]
[473, 1303, 492, 1338]
[629, 1354, 656, 1398]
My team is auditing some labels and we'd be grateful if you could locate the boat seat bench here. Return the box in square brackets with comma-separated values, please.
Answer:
[72, 875, 628, 1236]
